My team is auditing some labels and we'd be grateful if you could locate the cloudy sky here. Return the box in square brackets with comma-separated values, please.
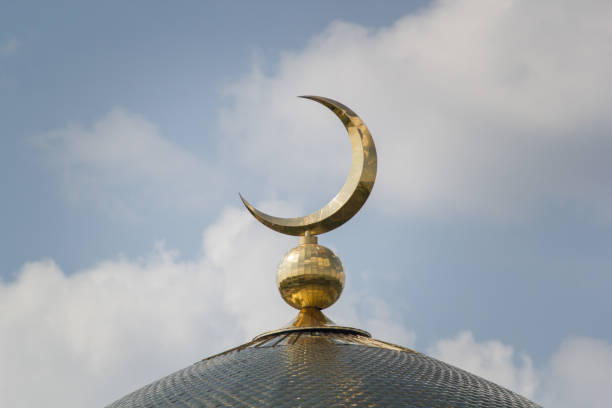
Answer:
[1, 1, 611, 407]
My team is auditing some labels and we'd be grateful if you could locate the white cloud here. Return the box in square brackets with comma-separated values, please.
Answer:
[539, 336, 612, 408]
[428, 330, 538, 399]
[0, 36, 19, 57]
[31, 1, 612, 221]
[428, 331, 612, 408]
[220, 0, 612, 219]
[32, 109, 218, 219]
[0, 203, 412, 407]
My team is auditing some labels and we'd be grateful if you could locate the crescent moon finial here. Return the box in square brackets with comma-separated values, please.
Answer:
[240, 96, 377, 236]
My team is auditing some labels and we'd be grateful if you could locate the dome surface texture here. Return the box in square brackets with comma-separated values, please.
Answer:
[107, 328, 540, 408]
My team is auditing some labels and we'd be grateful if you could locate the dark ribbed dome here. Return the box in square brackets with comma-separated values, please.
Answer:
[107, 328, 540, 407]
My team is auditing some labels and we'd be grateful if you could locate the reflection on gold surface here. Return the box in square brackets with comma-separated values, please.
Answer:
[240, 95, 377, 237]
[277, 235, 345, 310]
[290, 307, 334, 327]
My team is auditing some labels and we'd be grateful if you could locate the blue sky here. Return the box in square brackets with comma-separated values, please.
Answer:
[1, 1, 612, 407]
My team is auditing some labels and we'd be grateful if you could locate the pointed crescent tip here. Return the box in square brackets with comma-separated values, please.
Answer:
[238, 193, 249, 208]
[298, 95, 322, 102]
[239, 193, 258, 218]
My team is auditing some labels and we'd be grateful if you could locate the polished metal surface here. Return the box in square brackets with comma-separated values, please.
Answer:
[290, 307, 334, 327]
[107, 330, 541, 408]
[240, 96, 377, 237]
[277, 235, 345, 310]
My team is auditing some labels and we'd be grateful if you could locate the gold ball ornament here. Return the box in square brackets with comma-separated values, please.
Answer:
[276, 235, 345, 310]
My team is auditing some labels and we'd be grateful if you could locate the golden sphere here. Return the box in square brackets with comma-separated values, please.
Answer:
[277, 241, 345, 310]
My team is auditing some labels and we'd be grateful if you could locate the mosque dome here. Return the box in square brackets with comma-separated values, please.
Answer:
[106, 237, 540, 408]
[106, 96, 540, 407]
[107, 328, 539, 407]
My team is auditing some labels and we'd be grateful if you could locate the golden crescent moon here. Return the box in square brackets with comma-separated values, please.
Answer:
[240, 95, 377, 236]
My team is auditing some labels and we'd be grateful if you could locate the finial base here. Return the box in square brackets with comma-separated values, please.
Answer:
[251, 307, 371, 341]
[290, 307, 334, 327]
[299, 233, 317, 244]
